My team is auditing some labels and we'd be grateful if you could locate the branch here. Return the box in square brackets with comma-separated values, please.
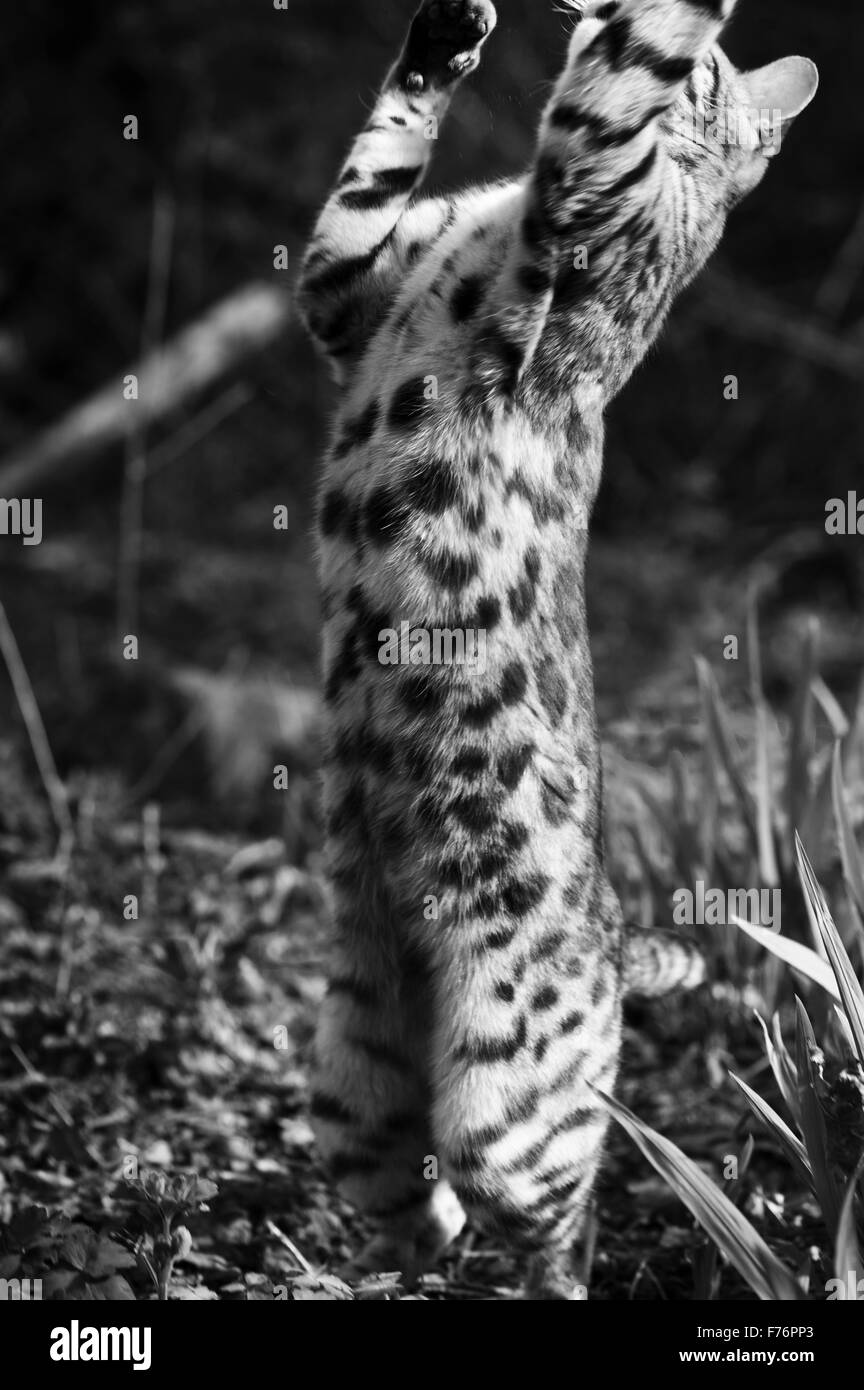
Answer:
[0, 283, 294, 496]
[0, 600, 74, 861]
[693, 271, 864, 379]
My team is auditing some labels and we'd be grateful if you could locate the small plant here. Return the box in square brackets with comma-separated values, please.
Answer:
[602, 802, 864, 1300]
[122, 1169, 218, 1301]
[622, 611, 864, 1001]
[0, 1208, 137, 1300]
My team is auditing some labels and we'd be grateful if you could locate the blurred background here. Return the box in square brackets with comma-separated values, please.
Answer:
[2, 0, 862, 838]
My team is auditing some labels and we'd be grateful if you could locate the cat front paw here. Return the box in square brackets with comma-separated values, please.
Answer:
[400, 0, 498, 93]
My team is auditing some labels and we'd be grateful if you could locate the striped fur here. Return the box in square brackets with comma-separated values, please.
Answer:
[297, 0, 816, 1298]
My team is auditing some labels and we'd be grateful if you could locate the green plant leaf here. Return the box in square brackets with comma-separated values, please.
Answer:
[799, 749, 836, 878]
[729, 1072, 813, 1192]
[753, 1012, 800, 1125]
[729, 915, 840, 1001]
[86, 1275, 137, 1301]
[784, 620, 818, 855]
[835, 1156, 864, 1295]
[692, 1239, 720, 1301]
[669, 750, 707, 884]
[833, 1004, 858, 1059]
[43, 1270, 79, 1299]
[698, 702, 720, 881]
[291, 1273, 354, 1301]
[796, 834, 864, 1069]
[59, 1227, 97, 1274]
[6, 1207, 51, 1248]
[794, 998, 842, 1238]
[747, 595, 781, 886]
[695, 658, 757, 850]
[812, 678, 850, 740]
[87, 1237, 137, 1278]
[832, 744, 864, 920]
[838, 1150, 864, 1289]
[599, 1091, 802, 1301]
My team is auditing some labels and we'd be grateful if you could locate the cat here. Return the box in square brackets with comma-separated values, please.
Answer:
[297, 0, 817, 1299]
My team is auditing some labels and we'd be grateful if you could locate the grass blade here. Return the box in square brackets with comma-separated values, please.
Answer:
[784, 620, 817, 849]
[754, 1012, 801, 1124]
[729, 915, 840, 1001]
[747, 594, 781, 886]
[599, 1091, 802, 1301]
[835, 1156, 864, 1296]
[695, 657, 757, 849]
[670, 749, 706, 885]
[832, 743, 864, 920]
[730, 1073, 813, 1191]
[794, 998, 842, 1237]
[692, 1240, 720, 1301]
[638, 783, 691, 888]
[833, 1003, 859, 1059]
[773, 1016, 804, 1130]
[798, 749, 836, 878]
[812, 677, 850, 741]
[699, 699, 720, 882]
[796, 834, 864, 1068]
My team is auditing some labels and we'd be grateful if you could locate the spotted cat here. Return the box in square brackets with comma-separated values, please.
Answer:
[297, 0, 817, 1298]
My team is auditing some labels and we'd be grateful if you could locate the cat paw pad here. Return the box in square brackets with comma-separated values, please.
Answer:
[402, 0, 497, 90]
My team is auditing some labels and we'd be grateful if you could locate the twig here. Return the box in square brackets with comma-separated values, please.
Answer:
[55, 893, 77, 1000]
[145, 382, 254, 479]
[10, 1044, 102, 1165]
[117, 434, 147, 645]
[628, 1258, 668, 1301]
[0, 599, 74, 861]
[122, 707, 207, 807]
[117, 187, 175, 645]
[10, 1044, 77, 1126]
[419, 1278, 517, 1299]
[142, 802, 162, 922]
[695, 271, 864, 379]
[0, 284, 292, 496]
[691, 202, 864, 478]
[265, 1219, 314, 1273]
[812, 194, 864, 320]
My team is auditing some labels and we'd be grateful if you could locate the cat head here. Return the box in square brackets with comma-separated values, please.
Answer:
[664, 48, 819, 206]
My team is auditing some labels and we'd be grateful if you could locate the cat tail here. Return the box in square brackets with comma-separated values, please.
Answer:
[622, 925, 706, 997]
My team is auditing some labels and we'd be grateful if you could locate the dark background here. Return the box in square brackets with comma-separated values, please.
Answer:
[2, 0, 862, 828]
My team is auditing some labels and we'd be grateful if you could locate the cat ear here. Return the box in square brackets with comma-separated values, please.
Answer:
[741, 56, 819, 142]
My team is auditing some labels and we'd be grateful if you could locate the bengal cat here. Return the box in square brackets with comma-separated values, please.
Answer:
[297, 0, 817, 1299]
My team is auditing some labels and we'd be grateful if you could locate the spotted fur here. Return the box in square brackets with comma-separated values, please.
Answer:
[297, 0, 817, 1298]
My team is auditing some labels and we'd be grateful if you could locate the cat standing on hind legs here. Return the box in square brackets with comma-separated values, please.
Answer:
[297, 0, 817, 1299]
